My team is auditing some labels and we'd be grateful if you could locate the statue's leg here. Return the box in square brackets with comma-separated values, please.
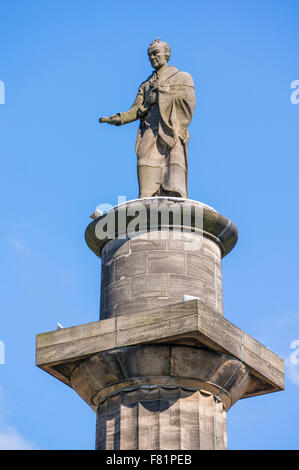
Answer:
[161, 164, 187, 198]
[138, 165, 163, 198]
[158, 186, 182, 197]
[161, 139, 188, 198]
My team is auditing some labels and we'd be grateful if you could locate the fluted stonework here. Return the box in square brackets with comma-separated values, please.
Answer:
[70, 343, 250, 450]
[96, 388, 227, 450]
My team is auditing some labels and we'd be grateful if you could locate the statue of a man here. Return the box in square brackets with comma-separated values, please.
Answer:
[100, 40, 196, 198]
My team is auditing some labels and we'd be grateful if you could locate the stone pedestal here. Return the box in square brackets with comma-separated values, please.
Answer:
[36, 198, 284, 450]
[86, 198, 237, 319]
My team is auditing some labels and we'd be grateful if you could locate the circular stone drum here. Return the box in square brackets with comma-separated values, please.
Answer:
[85, 197, 238, 320]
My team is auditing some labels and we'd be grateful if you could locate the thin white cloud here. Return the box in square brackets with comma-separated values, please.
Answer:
[0, 426, 36, 450]
[0, 387, 37, 450]
[7, 237, 31, 255]
[285, 356, 299, 387]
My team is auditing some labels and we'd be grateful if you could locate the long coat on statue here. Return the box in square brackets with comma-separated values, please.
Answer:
[118, 65, 196, 198]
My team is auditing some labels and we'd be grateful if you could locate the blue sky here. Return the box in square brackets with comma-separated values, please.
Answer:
[0, 0, 299, 449]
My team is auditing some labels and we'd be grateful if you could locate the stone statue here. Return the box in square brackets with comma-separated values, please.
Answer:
[99, 40, 196, 198]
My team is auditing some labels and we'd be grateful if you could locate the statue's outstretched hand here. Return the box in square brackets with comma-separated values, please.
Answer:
[99, 114, 121, 126]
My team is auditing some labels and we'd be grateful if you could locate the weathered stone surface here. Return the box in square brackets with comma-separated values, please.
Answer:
[36, 299, 284, 404]
[131, 273, 169, 299]
[167, 233, 203, 253]
[146, 297, 180, 310]
[99, 213, 225, 318]
[69, 344, 250, 412]
[148, 251, 185, 274]
[104, 279, 131, 310]
[69, 343, 246, 450]
[101, 238, 130, 264]
[168, 274, 203, 299]
[114, 298, 149, 317]
[130, 235, 167, 253]
[186, 252, 216, 280]
[115, 252, 147, 281]
[96, 389, 227, 450]
[101, 259, 115, 289]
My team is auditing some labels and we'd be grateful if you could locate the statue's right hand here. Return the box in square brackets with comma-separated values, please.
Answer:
[143, 91, 156, 108]
[99, 114, 121, 125]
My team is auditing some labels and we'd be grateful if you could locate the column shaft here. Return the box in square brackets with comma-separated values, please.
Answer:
[96, 388, 227, 450]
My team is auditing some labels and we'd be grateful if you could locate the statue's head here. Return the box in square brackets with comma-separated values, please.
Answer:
[147, 39, 171, 70]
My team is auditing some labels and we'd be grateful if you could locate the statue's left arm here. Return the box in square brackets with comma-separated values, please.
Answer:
[158, 72, 196, 145]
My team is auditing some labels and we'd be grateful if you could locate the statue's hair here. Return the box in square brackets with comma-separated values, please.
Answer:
[148, 39, 171, 61]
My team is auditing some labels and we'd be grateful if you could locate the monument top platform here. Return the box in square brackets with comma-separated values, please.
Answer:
[85, 197, 238, 259]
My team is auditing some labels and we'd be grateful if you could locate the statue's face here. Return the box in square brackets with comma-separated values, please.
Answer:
[148, 46, 168, 70]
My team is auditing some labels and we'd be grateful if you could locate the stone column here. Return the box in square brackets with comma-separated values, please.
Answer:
[85, 197, 240, 450]
[70, 344, 250, 450]
[36, 197, 284, 451]
[100, 229, 224, 319]
[85, 198, 237, 320]
[96, 388, 227, 450]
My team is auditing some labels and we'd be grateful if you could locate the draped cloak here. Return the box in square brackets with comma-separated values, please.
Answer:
[118, 65, 196, 198]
